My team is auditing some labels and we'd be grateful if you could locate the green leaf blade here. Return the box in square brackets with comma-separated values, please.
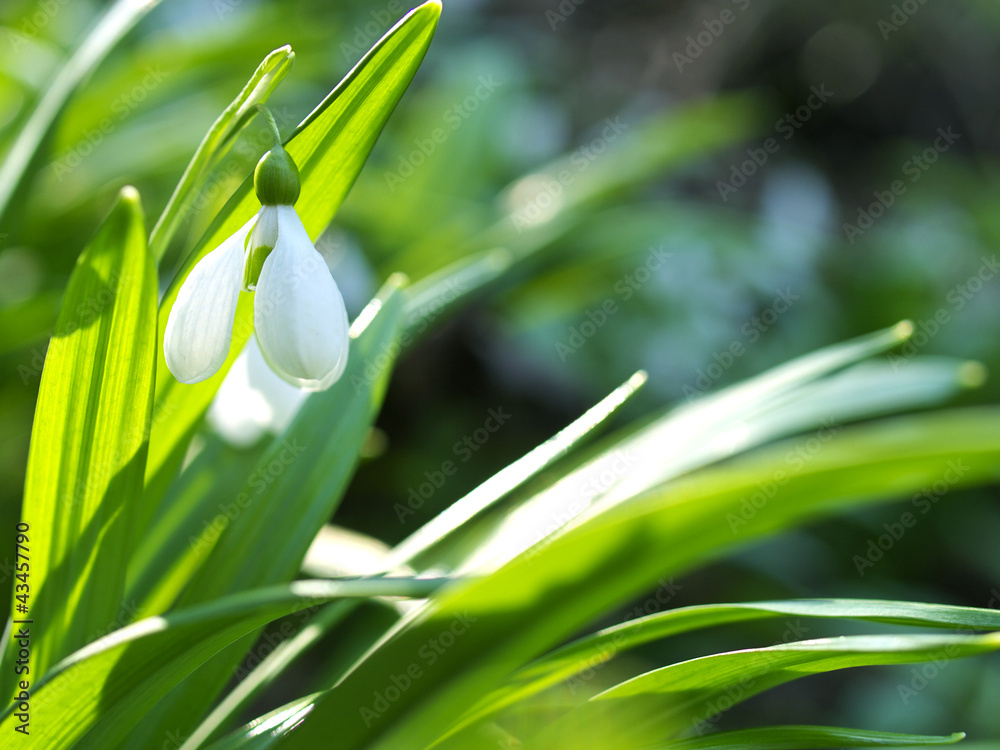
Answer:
[0, 578, 444, 750]
[557, 633, 1000, 748]
[468, 597, 1000, 732]
[1, 187, 157, 702]
[179, 370, 648, 745]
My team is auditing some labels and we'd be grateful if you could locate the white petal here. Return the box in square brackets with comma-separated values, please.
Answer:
[164, 215, 256, 383]
[207, 338, 308, 447]
[253, 205, 350, 391]
[206, 344, 271, 447]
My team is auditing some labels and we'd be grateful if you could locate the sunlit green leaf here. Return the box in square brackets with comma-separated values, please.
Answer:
[0, 578, 446, 750]
[472, 597, 1000, 731]
[0, 187, 156, 702]
[183, 369, 648, 745]
[557, 633, 1000, 748]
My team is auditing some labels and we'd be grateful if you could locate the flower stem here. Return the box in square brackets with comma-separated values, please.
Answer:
[256, 105, 284, 147]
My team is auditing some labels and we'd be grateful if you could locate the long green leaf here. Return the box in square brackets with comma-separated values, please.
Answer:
[178, 279, 408, 606]
[602, 322, 919, 504]
[556, 633, 1000, 748]
[205, 697, 320, 750]
[129, 276, 405, 617]
[388, 370, 649, 568]
[0, 187, 156, 702]
[455, 324, 964, 572]
[467, 598, 1000, 732]
[0, 578, 446, 750]
[125, 434, 271, 615]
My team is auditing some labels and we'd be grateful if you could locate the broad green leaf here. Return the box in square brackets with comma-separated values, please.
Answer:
[0, 0, 164, 222]
[182, 370, 648, 745]
[661, 725, 966, 750]
[199, 331, 973, 747]
[140, 0, 442, 537]
[0, 187, 156, 702]
[268, 409, 1000, 750]
[148, 45, 296, 261]
[468, 597, 1000, 731]
[184, 603, 360, 749]
[444, 723, 970, 750]
[125, 434, 270, 616]
[124, 278, 408, 747]
[602, 323, 920, 504]
[0, 578, 446, 750]
[711, 358, 986, 462]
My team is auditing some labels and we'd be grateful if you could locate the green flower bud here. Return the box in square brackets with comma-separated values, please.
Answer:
[254, 145, 300, 206]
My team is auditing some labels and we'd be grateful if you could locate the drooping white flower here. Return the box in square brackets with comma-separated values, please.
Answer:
[164, 141, 350, 391]
[208, 230, 373, 446]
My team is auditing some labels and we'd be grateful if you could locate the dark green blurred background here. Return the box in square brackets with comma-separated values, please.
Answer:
[2, 0, 999, 739]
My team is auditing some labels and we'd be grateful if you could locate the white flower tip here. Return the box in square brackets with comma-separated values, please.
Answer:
[163, 320, 227, 384]
[164, 359, 215, 385]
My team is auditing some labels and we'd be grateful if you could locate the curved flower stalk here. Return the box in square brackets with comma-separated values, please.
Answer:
[164, 118, 350, 391]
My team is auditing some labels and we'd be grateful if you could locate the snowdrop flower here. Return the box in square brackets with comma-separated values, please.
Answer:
[208, 337, 308, 447]
[164, 139, 350, 391]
